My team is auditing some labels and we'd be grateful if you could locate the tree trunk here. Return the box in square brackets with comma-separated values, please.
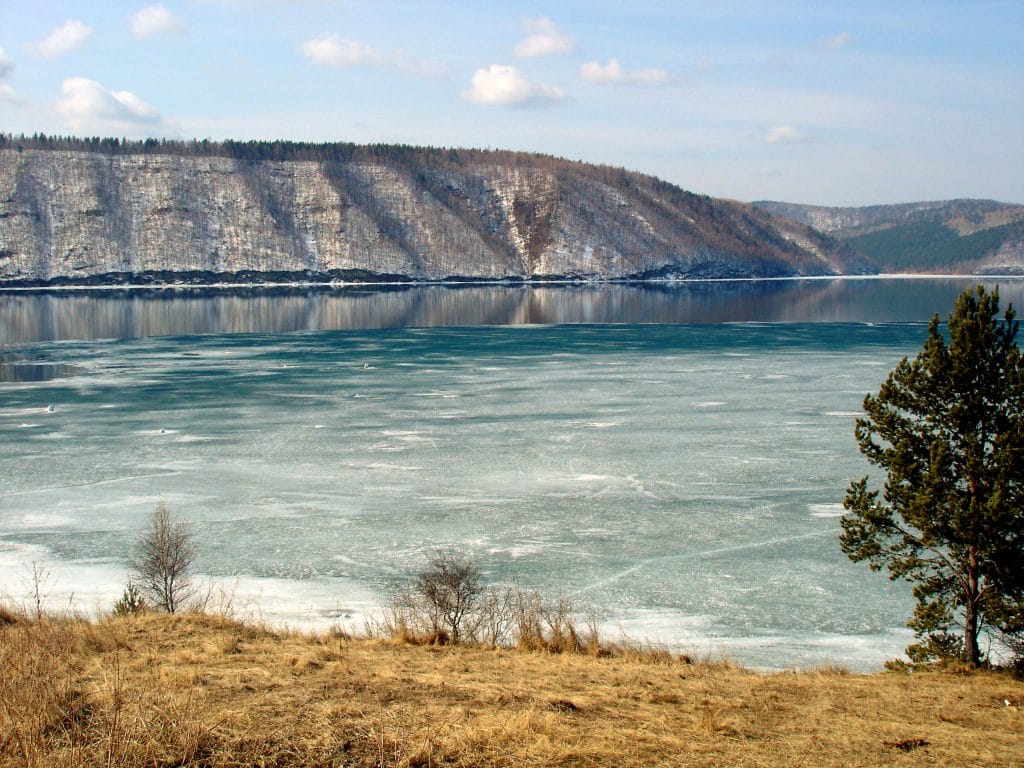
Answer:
[964, 598, 980, 665]
[964, 551, 980, 666]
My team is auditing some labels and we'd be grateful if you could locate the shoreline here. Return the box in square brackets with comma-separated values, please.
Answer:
[2, 272, 1023, 293]
[0, 547, 913, 674]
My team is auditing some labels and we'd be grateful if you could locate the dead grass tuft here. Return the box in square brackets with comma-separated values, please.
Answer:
[883, 737, 930, 752]
[0, 604, 22, 626]
[547, 698, 581, 713]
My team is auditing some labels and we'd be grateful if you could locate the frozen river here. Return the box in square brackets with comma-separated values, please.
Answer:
[2, 277, 1022, 669]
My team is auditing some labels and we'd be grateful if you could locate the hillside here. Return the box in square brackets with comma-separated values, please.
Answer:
[0, 137, 870, 286]
[752, 199, 1024, 274]
[2, 612, 1021, 767]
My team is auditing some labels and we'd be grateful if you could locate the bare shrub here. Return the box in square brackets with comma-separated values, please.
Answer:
[512, 587, 547, 651]
[24, 562, 50, 619]
[412, 551, 483, 644]
[383, 553, 601, 653]
[196, 578, 240, 621]
[542, 596, 582, 653]
[472, 585, 517, 648]
[582, 605, 603, 656]
[511, 587, 591, 653]
[376, 584, 424, 643]
[131, 504, 197, 614]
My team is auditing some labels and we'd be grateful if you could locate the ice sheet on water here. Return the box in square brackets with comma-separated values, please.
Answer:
[0, 542, 127, 615]
[486, 540, 559, 560]
[608, 608, 912, 670]
[809, 504, 845, 518]
[0, 322, 925, 668]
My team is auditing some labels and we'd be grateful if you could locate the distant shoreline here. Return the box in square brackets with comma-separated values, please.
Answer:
[2, 272, 1022, 293]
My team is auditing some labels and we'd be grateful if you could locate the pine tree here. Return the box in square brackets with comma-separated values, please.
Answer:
[841, 285, 1024, 665]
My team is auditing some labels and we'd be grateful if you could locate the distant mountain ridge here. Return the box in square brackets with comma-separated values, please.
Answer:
[0, 136, 869, 286]
[752, 199, 1024, 274]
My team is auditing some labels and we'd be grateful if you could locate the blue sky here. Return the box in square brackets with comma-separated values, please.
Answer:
[1, 1, 1021, 206]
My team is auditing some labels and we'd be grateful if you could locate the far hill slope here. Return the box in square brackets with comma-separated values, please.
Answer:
[752, 199, 1024, 274]
[0, 137, 870, 286]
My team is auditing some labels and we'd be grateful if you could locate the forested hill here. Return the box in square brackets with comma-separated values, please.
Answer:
[752, 198, 1024, 275]
[0, 135, 870, 286]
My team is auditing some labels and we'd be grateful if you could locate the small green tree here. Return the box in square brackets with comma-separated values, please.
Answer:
[841, 285, 1024, 666]
[112, 582, 147, 617]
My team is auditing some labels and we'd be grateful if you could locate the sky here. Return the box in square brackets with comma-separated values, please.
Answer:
[0, 0, 1021, 206]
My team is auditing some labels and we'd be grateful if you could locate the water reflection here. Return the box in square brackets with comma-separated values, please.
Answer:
[0, 356, 83, 381]
[1, 278, 1022, 344]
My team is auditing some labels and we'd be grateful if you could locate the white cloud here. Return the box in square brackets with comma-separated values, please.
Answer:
[55, 77, 178, 137]
[579, 59, 674, 87]
[514, 17, 574, 59]
[463, 64, 568, 107]
[298, 34, 446, 76]
[29, 20, 93, 59]
[300, 36, 378, 67]
[0, 47, 18, 102]
[0, 47, 13, 79]
[824, 31, 852, 50]
[131, 5, 186, 40]
[764, 125, 808, 144]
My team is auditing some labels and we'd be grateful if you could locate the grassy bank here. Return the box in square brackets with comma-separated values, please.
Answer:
[1, 611, 1021, 767]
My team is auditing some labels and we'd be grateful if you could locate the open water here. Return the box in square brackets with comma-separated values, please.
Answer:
[2, 277, 1022, 669]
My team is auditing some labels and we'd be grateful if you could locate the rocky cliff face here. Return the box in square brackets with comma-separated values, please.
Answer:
[0, 147, 869, 285]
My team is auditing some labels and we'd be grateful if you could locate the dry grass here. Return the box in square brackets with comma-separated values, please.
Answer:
[1, 611, 1022, 767]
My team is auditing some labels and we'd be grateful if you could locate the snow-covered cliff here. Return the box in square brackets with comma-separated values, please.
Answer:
[0, 147, 870, 285]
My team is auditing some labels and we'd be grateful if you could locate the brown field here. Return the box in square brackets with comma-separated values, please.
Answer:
[1, 611, 1022, 767]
